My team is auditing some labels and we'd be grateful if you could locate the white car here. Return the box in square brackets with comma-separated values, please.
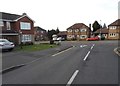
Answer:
[0, 39, 15, 51]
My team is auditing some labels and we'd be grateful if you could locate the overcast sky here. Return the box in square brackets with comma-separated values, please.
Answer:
[0, 0, 119, 31]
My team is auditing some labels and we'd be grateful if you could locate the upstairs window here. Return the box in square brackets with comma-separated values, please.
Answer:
[75, 29, 79, 32]
[67, 29, 72, 32]
[80, 28, 86, 32]
[20, 22, 31, 30]
[109, 26, 116, 29]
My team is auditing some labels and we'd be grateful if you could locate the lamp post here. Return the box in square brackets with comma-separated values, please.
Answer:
[19, 30, 23, 49]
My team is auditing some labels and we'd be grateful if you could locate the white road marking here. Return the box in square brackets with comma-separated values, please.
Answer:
[80, 45, 87, 48]
[83, 51, 91, 61]
[52, 47, 73, 57]
[66, 70, 79, 86]
[91, 44, 95, 50]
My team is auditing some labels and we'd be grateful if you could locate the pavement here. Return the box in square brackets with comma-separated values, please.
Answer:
[2, 40, 119, 85]
[1, 42, 73, 73]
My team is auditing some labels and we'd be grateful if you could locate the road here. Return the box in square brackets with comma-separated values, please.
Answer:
[2, 41, 119, 85]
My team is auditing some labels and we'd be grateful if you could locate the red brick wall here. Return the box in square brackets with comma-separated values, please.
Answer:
[13, 16, 34, 34]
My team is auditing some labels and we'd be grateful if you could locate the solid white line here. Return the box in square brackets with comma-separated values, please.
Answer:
[52, 47, 73, 57]
[83, 51, 91, 61]
[66, 70, 79, 86]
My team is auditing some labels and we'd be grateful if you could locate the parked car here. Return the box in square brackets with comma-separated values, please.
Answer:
[98, 35, 105, 40]
[86, 36, 99, 41]
[0, 39, 15, 51]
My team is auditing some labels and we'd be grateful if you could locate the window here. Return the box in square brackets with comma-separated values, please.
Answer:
[41, 31, 44, 33]
[22, 35, 32, 42]
[75, 29, 79, 32]
[109, 26, 116, 29]
[67, 30, 72, 32]
[20, 22, 31, 30]
[80, 35, 87, 39]
[80, 29, 86, 32]
[109, 33, 116, 37]
[6, 22, 11, 30]
[67, 35, 72, 38]
[0, 20, 3, 26]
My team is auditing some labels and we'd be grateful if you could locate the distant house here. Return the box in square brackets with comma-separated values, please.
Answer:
[57, 31, 67, 40]
[34, 26, 48, 41]
[94, 28, 109, 39]
[108, 19, 120, 40]
[67, 23, 91, 40]
[0, 12, 35, 45]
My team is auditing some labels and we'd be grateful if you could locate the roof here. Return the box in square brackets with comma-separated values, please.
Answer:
[0, 12, 21, 21]
[0, 12, 34, 22]
[109, 19, 120, 26]
[94, 28, 109, 34]
[67, 23, 89, 30]
[58, 31, 67, 36]
[34, 26, 46, 32]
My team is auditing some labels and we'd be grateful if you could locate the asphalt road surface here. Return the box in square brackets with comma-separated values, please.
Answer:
[2, 41, 119, 85]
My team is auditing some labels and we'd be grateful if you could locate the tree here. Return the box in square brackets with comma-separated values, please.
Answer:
[47, 29, 57, 40]
[103, 23, 107, 28]
[92, 21, 101, 32]
[56, 27, 60, 34]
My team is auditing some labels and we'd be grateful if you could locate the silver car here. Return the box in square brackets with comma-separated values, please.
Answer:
[0, 39, 15, 51]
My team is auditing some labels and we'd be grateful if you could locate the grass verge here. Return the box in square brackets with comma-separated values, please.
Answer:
[15, 44, 57, 52]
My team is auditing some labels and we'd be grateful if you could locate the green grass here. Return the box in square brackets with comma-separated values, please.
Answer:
[15, 44, 57, 52]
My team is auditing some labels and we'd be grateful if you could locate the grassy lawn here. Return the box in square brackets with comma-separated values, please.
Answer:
[15, 44, 57, 52]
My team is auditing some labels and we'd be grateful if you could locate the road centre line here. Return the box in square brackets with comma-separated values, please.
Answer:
[52, 46, 74, 57]
[91, 44, 95, 50]
[66, 70, 79, 86]
[83, 51, 91, 61]
[83, 44, 95, 61]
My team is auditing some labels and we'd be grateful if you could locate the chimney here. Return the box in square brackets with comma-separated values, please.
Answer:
[22, 13, 27, 16]
[89, 24, 91, 30]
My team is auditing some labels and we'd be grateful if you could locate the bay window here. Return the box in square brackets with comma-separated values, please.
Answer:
[22, 35, 32, 42]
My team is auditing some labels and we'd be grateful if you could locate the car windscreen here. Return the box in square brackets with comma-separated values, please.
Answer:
[0, 39, 9, 42]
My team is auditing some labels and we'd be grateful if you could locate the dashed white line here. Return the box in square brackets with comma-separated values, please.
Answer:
[66, 70, 79, 86]
[91, 44, 95, 50]
[52, 47, 74, 57]
[83, 51, 91, 61]
[83, 44, 95, 61]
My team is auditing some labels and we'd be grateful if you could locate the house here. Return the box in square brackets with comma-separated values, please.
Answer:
[108, 19, 120, 40]
[57, 31, 67, 40]
[34, 26, 48, 41]
[67, 23, 91, 40]
[94, 28, 109, 39]
[0, 12, 35, 45]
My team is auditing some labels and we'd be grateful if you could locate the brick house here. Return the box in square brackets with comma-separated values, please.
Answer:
[108, 19, 120, 40]
[34, 26, 48, 41]
[67, 23, 91, 40]
[94, 28, 109, 39]
[0, 12, 35, 45]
